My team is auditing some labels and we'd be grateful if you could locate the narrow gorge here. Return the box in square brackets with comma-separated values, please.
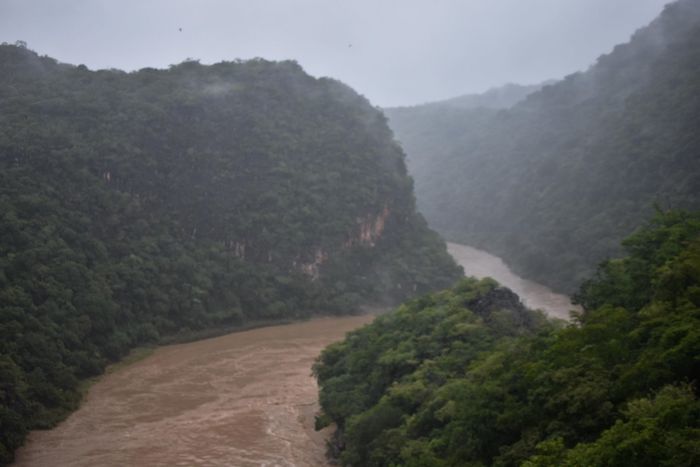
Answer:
[12, 243, 575, 466]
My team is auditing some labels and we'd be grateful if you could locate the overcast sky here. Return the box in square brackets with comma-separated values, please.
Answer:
[1, 0, 671, 107]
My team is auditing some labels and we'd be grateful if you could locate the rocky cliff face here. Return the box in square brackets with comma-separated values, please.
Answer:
[355, 205, 390, 247]
[300, 205, 391, 279]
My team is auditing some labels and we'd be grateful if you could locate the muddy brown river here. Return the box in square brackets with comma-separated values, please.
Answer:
[13, 316, 374, 467]
[14, 243, 575, 466]
[447, 243, 578, 320]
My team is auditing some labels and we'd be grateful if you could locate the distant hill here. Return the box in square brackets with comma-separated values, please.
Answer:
[391, 82, 548, 112]
[386, 0, 700, 293]
[385, 82, 547, 176]
[0, 44, 461, 463]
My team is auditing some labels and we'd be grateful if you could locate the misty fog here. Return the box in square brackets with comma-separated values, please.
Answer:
[0, 0, 668, 106]
[3, 1, 700, 466]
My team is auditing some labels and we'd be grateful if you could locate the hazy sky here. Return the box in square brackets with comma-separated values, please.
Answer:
[1, 0, 671, 106]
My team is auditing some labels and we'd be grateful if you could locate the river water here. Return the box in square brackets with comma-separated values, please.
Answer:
[13, 316, 374, 467]
[447, 242, 577, 320]
[14, 243, 575, 466]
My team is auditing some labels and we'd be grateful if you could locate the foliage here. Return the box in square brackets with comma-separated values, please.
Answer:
[386, 0, 700, 293]
[0, 43, 461, 463]
[314, 277, 550, 466]
[315, 210, 700, 466]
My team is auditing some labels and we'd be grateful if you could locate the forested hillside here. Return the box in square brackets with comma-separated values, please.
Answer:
[401, 82, 545, 112]
[315, 210, 700, 466]
[386, 0, 700, 293]
[0, 44, 461, 463]
[385, 83, 544, 181]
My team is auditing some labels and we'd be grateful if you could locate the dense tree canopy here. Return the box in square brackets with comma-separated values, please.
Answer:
[315, 210, 700, 466]
[386, 0, 700, 293]
[0, 44, 461, 463]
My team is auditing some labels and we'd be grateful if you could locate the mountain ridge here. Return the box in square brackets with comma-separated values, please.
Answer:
[386, 0, 700, 292]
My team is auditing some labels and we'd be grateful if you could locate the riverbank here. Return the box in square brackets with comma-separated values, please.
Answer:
[77, 346, 156, 399]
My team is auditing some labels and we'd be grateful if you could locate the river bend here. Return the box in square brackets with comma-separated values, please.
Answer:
[14, 243, 576, 466]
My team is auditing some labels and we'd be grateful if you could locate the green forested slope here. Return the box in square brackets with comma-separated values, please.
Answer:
[315, 210, 700, 466]
[0, 44, 461, 463]
[384, 83, 543, 180]
[386, 0, 700, 293]
[396, 82, 545, 112]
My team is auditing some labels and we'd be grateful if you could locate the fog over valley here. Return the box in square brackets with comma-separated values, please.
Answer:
[1, 1, 699, 466]
[0, 0, 668, 106]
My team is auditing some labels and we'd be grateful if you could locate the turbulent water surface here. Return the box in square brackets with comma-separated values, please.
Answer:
[14, 242, 576, 467]
[13, 315, 373, 467]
